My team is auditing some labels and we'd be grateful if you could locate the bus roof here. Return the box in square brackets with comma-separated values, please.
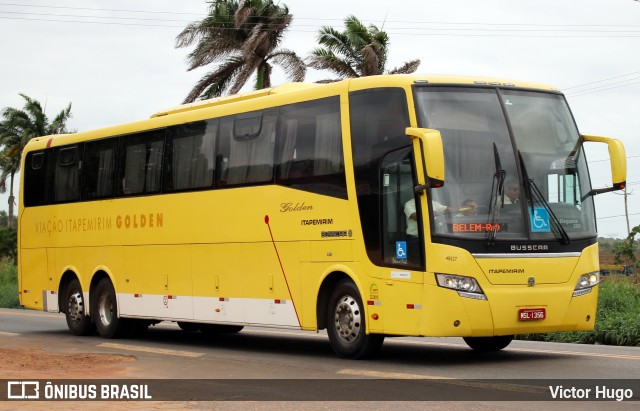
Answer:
[150, 82, 322, 118]
[23, 74, 560, 151]
[151, 74, 559, 118]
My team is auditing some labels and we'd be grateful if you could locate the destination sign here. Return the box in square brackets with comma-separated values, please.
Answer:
[448, 223, 507, 233]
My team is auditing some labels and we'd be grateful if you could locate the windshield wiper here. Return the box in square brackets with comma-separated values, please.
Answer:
[518, 151, 571, 245]
[486, 142, 506, 245]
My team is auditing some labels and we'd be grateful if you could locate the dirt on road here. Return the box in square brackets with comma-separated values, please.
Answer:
[0, 348, 136, 379]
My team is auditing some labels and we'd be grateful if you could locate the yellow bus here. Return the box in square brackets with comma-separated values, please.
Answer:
[18, 75, 626, 358]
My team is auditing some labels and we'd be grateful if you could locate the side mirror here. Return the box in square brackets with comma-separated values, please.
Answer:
[581, 135, 627, 198]
[405, 127, 445, 190]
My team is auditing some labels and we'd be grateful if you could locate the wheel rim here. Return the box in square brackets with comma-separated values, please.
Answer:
[67, 291, 84, 323]
[334, 295, 362, 343]
[98, 292, 114, 326]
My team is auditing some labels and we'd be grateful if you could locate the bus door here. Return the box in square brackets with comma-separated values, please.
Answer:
[379, 146, 425, 335]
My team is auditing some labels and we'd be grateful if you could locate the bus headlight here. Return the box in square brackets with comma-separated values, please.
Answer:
[436, 274, 487, 300]
[573, 271, 601, 297]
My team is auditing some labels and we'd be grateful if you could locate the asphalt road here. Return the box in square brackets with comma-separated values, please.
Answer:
[0, 308, 639, 408]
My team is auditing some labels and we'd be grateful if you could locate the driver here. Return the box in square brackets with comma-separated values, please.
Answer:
[456, 199, 478, 216]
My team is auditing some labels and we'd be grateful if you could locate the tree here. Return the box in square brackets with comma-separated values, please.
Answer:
[307, 15, 421, 82]
[613, 224, 640, 282]
[0, 225, 16, 261]
[176, 0, 306, 102]
[0, 94, 73, 227]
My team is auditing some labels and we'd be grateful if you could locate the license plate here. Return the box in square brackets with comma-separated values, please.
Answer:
[519, 308, 546, 321]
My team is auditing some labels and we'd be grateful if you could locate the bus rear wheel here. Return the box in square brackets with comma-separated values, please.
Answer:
[92, 278, 132, 338]
[326, 279, 384, 359]
[64, 278, 94, 336]
[463, 335, 514, 352]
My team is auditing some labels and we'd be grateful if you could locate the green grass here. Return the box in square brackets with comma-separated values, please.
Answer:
[517, 276, 640, 346]
[0, 261, 19, 308]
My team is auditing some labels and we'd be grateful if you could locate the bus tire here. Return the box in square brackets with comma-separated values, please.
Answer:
[64, 278, 94, 336]
[463, 335, 514, 352]
[199, 324, 244, 335]
[326, 279, 384, 359]
[92, 278, 131, 338]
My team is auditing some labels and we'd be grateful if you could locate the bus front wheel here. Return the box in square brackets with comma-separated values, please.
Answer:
[463, 335, 514, 352]
[326, 279, 384, 359]
[64, 278, 94, 336]
[92, 278, 132, 338]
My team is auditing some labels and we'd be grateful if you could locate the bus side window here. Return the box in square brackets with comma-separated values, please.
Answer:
[81, 139, 117, 200]
[217, 109, 277, 187]
[275, 96, 346, 199]
[53, 145, 82, 203]
[117, 130, 165, 196]
[164, 119, 218, 192]
[23, 151, 49, 207]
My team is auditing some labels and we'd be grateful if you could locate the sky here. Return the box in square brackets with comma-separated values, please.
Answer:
[0, 0, 638, 238]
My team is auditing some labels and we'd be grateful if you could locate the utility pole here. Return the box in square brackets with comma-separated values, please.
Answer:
[613, 186, 633, 237]
[624, 186, 630, 235]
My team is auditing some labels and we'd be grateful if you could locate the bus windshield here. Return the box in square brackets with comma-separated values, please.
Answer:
[414, 87, 597, 242]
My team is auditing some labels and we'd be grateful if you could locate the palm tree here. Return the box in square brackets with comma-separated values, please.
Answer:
[0, 93, 73, 227]
[307, 15, 421, 82]
[175, 0, 306, 103]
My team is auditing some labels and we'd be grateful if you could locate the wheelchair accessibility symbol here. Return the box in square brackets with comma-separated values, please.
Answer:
[530, 207, 551, 232]
[396, 241, 408, 259]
